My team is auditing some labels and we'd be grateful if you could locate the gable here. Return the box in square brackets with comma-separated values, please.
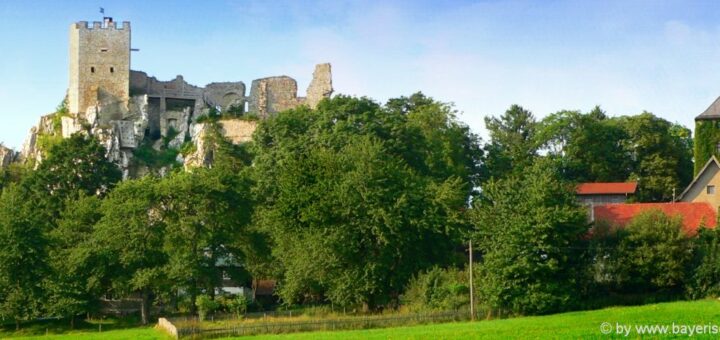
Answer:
[678, 156, 720, 207]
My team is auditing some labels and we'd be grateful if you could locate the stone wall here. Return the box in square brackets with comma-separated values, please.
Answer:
[217, 119, 258, 144]
[249, 76, 300, 118]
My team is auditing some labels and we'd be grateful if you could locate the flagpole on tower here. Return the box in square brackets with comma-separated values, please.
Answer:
[100, 7, 107, 25]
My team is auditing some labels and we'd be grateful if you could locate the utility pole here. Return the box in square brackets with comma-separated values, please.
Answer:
[469, 239, 475, 321]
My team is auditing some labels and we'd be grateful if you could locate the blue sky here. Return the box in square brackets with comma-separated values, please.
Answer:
[2, 0, 720, 149]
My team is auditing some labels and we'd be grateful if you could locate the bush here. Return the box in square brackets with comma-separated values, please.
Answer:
[195, 295, 219, 321]
[687, 227, 720, 299]
[612, 210, 692, 292]
[401, 266, 469, 312]
[226, 294, 249, 318]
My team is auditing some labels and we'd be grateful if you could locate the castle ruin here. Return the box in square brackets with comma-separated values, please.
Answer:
[16, 18, 333, 177]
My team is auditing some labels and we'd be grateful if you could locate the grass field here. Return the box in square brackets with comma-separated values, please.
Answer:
[226, 300, 720, 339]
[3, 300, 720, 339]
[6, 327, 167, 340]
[0, 316, 170, 340]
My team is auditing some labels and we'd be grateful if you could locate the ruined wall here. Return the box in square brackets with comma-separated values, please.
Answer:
[0, 145, 14, 168]
[306, 63, 333, 108]
[13, 18, 335, 177]
[248, 76, 301, 118]
[68, 20, 130, 117]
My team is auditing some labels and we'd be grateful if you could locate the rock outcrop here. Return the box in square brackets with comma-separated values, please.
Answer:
[0, 145, 15, 168]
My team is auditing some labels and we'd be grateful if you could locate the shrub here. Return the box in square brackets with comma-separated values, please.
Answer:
[613, 210, 692, 292]
[226, 294, 249, 318]
[195, 295, 219, 321]
[401, 266, 469, 312]
[687, 227, 720, 299]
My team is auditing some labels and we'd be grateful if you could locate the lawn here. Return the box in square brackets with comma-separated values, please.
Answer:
[8, 327, 167, 339]
[4, 300, 720, 339]
[0, 316, 170, 339]
[226, 300, 720, 339]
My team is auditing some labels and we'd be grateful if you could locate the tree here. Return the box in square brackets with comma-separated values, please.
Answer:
[612, 210, 692, 292]
[537, 107, 630, 182]
[93, 176, 167, 325]
[158, 165, 254, 313]
[482, 105, 538, 181]
[617, 113, 693, 202]
[252, 94, 478, 309]
[23, 133, 121, 222]
[45, 194, 105, 327]
[0, 185, 49, 329]
[470, 160, 588, 315]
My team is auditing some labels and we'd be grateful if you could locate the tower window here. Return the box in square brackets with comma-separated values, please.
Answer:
[110, 67, 114, 73]
[90, 67, 95, 73]
[708, 185, 716, 195]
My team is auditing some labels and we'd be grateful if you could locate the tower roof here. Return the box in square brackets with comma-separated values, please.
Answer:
[696, 96, 720, 121]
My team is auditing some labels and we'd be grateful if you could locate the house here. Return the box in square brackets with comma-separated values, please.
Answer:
[593, 202, 717, 235]
[576, 182, 637, 206]
[677, 156, 720, 211]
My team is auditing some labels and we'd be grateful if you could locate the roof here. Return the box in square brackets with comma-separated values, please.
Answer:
[593, 202, 717, 235]
[696, 96, 720, 121]
[576, 182, 638, 195]
[254, 280, 276, 296]
[677, 156, 720, 201]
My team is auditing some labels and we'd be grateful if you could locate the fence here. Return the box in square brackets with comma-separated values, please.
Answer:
[169, 310, 469, 339]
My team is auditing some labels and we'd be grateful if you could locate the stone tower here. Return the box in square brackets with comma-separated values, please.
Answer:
[68, 18, 130, 116]
[694, 96, 720, 175]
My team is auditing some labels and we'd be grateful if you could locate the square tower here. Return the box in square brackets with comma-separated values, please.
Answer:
[68, 18, 131, 115]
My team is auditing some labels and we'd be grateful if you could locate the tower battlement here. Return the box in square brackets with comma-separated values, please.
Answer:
[73, 20, 130, 30]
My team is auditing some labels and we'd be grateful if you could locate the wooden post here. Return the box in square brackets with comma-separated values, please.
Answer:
[469, 239, 475, 321]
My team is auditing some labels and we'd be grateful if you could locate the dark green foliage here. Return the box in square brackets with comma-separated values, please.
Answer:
[23, 133, 121, 223]
[401, 266, 469, 312]
[132, 141, 180, 169]
[46, 194, 105, 326]
[482, 104, 538, 181]
[0, 185, 49, 329]
[0, 163, 28, 192]
[93, 176, 167, 324]
[693, 120, 720, 175]
[617, 113, 693, 202]
[686, 227, 720, 299]
[470, 160, 588, 315]
[537, 107, 630, 182]
[158, 165, 254, 312]
[536, 109, 693, 202]
[253, 93, 480, 309]
[610, 210, 692, 292]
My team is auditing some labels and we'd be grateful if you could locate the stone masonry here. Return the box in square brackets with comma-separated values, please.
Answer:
[12, 18, 334, 176]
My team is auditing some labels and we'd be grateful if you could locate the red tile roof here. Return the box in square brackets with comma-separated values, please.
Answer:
[576, 182, 638, 195]
[593, 202, 717, 235]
